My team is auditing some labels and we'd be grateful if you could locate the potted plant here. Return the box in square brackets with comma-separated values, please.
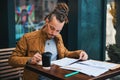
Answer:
[106, 44, 120, 63]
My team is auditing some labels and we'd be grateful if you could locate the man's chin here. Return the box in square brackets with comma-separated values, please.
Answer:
[48, 36, 54, 39]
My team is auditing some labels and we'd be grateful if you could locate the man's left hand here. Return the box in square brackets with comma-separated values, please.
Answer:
[79, 51, 88, 60]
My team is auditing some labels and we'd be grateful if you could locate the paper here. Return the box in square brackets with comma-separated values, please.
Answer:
[38, 57, 120, 77]
[51, 57, 79, 66]
[78, 60, 118, 70]
[61, 59, 120, 76]
[61, 63, 109, 76]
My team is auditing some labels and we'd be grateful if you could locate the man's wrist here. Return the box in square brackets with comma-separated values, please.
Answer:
[26, 58, 32, 64]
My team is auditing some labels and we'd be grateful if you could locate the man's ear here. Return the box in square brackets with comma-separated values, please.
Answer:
[45, 18, 49, 24]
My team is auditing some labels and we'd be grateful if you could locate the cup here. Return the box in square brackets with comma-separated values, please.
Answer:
[42, 52, 52, 70]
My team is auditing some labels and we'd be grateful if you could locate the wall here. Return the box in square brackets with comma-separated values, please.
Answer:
[65, 0, 106, 60]
[0, 0, 16, 48]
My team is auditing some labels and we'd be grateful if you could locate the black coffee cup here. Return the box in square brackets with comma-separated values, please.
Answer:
[42, 52, 52, 69]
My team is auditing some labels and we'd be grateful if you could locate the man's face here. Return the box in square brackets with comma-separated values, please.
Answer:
[44, 16, 65, 39]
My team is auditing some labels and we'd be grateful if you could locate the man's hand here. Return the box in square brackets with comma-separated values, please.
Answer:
[79, 51, 88, 60]
[29, 52, 42, 64]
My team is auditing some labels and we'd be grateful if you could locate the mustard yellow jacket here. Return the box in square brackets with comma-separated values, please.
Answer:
[9, 28, 83, 80]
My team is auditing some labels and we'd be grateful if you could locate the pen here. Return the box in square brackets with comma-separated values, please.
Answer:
[69, 59, 82, 65]
[64, 71, 79, 78]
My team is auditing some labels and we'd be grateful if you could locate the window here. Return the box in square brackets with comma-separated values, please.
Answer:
[15, 0, 57, 41]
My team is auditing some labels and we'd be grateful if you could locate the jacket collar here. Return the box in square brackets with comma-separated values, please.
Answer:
[39, 28, 48, 42]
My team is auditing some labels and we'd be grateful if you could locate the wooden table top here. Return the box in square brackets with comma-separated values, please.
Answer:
[25, 64, 120, 80]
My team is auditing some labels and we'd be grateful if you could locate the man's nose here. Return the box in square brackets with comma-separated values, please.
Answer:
[52, 30, 57, 35]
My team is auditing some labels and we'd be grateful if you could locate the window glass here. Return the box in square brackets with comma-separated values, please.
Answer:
[15, 0, 58, 41]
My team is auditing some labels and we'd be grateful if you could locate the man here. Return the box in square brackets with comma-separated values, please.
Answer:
[9, 2, 88, 80]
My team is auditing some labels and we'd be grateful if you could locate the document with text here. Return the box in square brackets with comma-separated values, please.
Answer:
[51, 57, 120, 77]
[51, 57, 79, 66]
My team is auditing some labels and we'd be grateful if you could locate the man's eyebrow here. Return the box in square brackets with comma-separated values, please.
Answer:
[50, 24, 55, 27]
[50, 25, 55, 28]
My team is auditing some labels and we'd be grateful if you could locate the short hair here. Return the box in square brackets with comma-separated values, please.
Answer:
[45, 2, 69, 23]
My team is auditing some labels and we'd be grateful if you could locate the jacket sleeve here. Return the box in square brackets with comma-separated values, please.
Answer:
[9, 35, 31, 67]
[56, 34, 84, 59]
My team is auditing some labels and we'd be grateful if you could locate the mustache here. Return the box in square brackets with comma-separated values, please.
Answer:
[49, 34, 55, 36]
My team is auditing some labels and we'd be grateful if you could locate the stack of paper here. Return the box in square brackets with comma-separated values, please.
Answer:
[78, 60, 119, 70]
[61, 63, 109, 76]
[51, 57, 79, 66]
[52, 57, 120, 77]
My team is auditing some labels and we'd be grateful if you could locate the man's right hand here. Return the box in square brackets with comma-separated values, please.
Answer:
[29, 52, 42, 64]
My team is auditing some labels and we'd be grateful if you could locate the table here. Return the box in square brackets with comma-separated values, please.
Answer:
[25, 64, 120, 80]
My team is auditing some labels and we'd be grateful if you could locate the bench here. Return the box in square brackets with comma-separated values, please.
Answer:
[0, 48, 24, 80]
